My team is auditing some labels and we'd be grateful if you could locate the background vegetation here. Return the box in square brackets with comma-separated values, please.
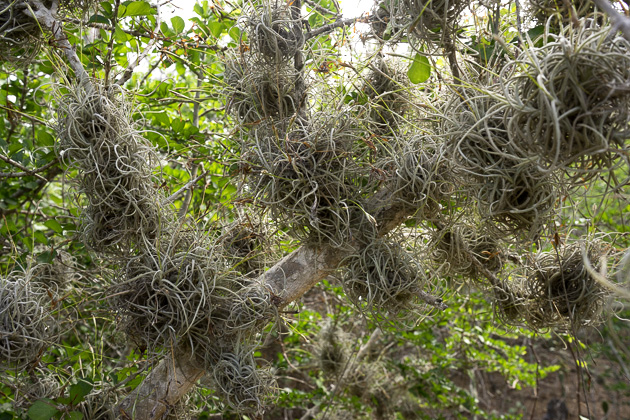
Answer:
[0, 0, 629, 419]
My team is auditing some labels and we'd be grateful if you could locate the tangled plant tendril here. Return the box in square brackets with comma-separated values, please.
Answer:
[211, 347, 276, 415]
[242, 114, 380, 246]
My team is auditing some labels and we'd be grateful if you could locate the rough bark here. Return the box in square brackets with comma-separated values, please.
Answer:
[116, 352, 205, 419]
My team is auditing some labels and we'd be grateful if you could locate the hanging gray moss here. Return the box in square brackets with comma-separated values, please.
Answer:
[211, 346, 276, 416]
[502, 21, 630, 180]
[0, 273, 58, 372]
[241, 114, 380, 247]
[343, 238, 429, 317]
[56, 82, 170, 254]
[432, 223, 505, 281]
[443, 91, 559, 236]
[245, 1, 303, 62]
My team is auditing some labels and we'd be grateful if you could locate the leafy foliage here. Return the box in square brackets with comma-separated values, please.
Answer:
[0, 0, 629, 419]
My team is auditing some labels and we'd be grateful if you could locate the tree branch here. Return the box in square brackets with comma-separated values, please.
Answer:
[25, 0, 90, 86]
[305, 17, 357, 41]
[116, 185, 441, 419]
[0, 153, 51, 181]
[593, 0, 630, 42]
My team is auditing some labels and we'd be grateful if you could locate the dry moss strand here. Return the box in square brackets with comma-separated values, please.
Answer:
[343, 238, 428, 317]
[0, 0, 43, 64]
[242, 115, 378, 247]
[111, 237, 234, 355]
[246, 1, 303, 62]
[432, 224, 504, 281]
[224, 54, 301, 124]
[211, 346, 276, 416]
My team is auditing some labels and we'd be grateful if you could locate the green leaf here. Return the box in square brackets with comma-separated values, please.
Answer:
[36, 250, 56, 264]
[407, 53, 431, 84]
[34, 231, 48, 245]
[27, 399, 59, 420]
[171, 16, 185, 34]
[228, 26, 242, 41]
[114, 26, 128, 43]
[119, 1, 154, 17]
[193, 3, 205, 17]
[44, 219, 63, 234]
[69, 380, 93, 405]
[160, 21, 173, 37]
[208, 22, 225, 38]
[88, 14, 110, 24]
[67, 412, 84, 420]
[37, 131, 55, 147]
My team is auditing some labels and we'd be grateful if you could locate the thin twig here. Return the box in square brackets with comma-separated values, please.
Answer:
[116, 2, 161, 85]
[593, 0, 630, 41]
[305, 17, 356, 40]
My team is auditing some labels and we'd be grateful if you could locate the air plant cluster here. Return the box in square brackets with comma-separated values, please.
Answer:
[494, 242, 612, 331]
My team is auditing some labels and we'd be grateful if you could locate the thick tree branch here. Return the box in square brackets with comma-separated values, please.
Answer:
[116, 185, 438, 419]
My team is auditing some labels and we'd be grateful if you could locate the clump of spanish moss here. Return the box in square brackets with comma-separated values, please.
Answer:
[502, 21, 630, 180]
[0, 0, 43, 64]
[493, 241, 612, 331]
[245, 1, 303, 62]
[56, 82, 169, 254]
[370, 0, 468, 43]
[316, 319, 349, 377]
[111, 235, 235, 355]
[525, 242, 610, 330]
[432, 224, 504, 281]
[224, 54, 301, 124]
[492, 280, 529, 325]
[211, 347, 276, 415]
[444, 91, 559, 236]
[392, 135, 453, 221]
[219, 220, 269, 277]
[30, 251, 77, 292]
[528, 0, 596, 25]
[0, 0, 100, 64]
[0, 273, 58, 372]
[75, 387, 121, 420]
[343, 238, 428, 316]
[13, 370, 60, 411]
[214, 282, 278, 338]
[363, 59, 410, 136]
[242, 114, 379, 247]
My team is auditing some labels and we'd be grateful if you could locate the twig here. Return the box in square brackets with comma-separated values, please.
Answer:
[305, 17, 356, 40]
[166, 171, 208, 203]
[593, 0, 630, 41]
[304, 0, 340, 18]
[115, 1, 161, 85]
[0, 154, 56, 181]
